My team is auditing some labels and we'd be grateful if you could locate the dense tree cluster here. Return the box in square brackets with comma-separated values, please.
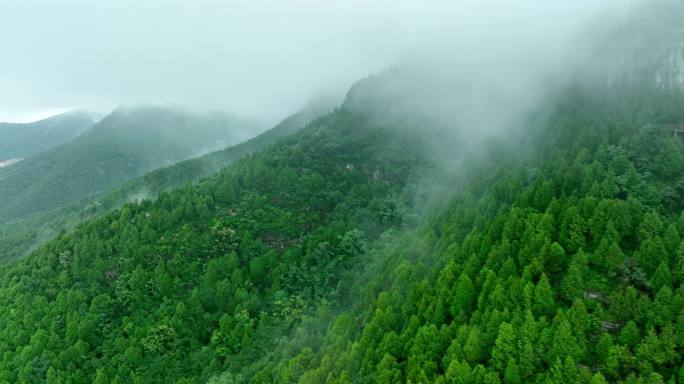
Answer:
[0, 108, 427, 383]
[235, 85, 684, 383]
[2, 77, 684, 384]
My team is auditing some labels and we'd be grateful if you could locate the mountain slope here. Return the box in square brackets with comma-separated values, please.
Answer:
[5, 4, 684, 382]
[232, 84, 684, 383]
[0, 85, 434, 382]
[92, 98, 335, 208]
[5, 70, 684, 383]
[0, 100, 332, 263]
[0, 110, 94, 161]
[0, 106, 259, 224]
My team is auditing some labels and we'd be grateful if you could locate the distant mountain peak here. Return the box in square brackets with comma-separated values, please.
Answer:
[0, 110, 95, 160]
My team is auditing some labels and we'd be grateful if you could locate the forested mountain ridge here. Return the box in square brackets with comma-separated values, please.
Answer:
[88, 98, 334, 211]
[0, 99, 332, 263]
[0, 110, 94, 161]
[0, 106, 259, 225]
[0, 83, 435, 382]
[5, 3, 684, 383]
[6, 70, 684, 383]
[233, 84, 684, 383]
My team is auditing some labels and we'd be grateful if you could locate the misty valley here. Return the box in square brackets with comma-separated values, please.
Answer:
[2, 1, 684, 383]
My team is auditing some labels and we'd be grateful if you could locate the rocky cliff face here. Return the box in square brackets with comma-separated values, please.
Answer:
[595, 2, 684, 89]
[605, 29, 684, 89]
[654, 38, 684, 88]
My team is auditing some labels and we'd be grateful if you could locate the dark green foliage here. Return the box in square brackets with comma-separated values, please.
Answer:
[0, 101, 429, 382]
[230, 84, 684, 383]
[4, 66, 684, 384]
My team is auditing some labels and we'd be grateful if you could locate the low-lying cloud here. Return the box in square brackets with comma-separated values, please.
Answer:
[0, 0, 637, 124]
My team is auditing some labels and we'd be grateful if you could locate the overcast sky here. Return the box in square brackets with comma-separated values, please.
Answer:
[0, 0, 637, 124]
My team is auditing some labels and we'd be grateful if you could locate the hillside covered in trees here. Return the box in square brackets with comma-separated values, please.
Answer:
[4, 2, 684, 384]
[233, 84, 684, 383]
[0, 80, 436, 382]
[3, 65, 684, 383]
[0, 99, 331, 263]
[0, 107, 259, 226]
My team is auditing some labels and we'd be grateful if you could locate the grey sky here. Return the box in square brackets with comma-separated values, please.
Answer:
[0, 0, 637, 124]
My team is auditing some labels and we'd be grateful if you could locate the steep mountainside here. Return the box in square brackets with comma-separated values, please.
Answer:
[3, 3, 684, 384]
[0, 82, 435, 382]
[0, 100, 332, 263]
[0, 110, 94, 161]
[236, 83, 684, 384]
[0, 106, 259, 225]
[91, 99, 334, 209]
[4, 69, 684, 383]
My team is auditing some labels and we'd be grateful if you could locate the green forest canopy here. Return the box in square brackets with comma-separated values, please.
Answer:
[2, 76, 684, 384]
